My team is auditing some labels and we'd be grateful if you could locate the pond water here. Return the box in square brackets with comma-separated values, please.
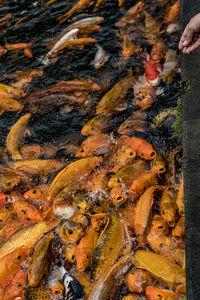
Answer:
[0, 0, 185, 299]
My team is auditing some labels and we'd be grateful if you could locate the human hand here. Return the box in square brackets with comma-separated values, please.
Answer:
[179, 13, 200, 54]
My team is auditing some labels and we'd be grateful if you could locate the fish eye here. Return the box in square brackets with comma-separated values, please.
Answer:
[68, 229, 73, 234]
[158, 226, 164, 229]
[159, 243, 163, 248]
[162, 210, 165, 214]
[27, 217, 31, 221]
[130, 152, 133, 156]
[7, 182, 11, 186]
[81, 149, 84, 153]
[140, 152, 144, 156]
[77, 206, 80, 210]
[17, 283, 22, 287]
[55, 291, 61, 294]
[91, 127, 94, 131]
[72, 255, 75, 260]
[117, 179, 120, 183]
[117, 196, 122, 201]
[29, 269, 32, 273]
[17, 256, 21, 259]
[32, 190, 36, 194]
[151, 152, 156, 157]
[160, 168, 164, 171]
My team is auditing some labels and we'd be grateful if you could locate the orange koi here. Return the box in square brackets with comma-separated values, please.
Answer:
[71, 213, 88, 227]
[130, 172, 158, 196]
[59, 219, 85, 243]
[57, 0, 93, 23]
[161, 49, 179, 83]
[65, 243, 77, 264]
[134, 76, 156, 110]
[111, 186, 130, 207]
[118, 111, 147, 135]
[146, 286, 176, 300]
[125, 269, 150, 293]
[110, 146, 137, 173]
[176, 177, 184, 216]
[172, 217, 185, 241]
[76, 226, 97, 271]
[151, 41, 166, 62]
[118, 136, 157, 160]
[0, 46, 7, 56]
[13, 201, 43, 224]
[116, 2, 144, 27]
[150, 214, 169, 236]
[2, 269, 26, 300]
[122, 37, 142, 59]
[5, 41, 28, 51]
[76, 134, 111, 157]
[81, 113, 113, 136]
[94, 0, 108, 11]
[0, 83, 26, 99]
[0, 247, 28, 287]
[14, 16, 29, 27]
[86, 166, 109, 191]
[134, 186, 163, 245]
[0, 203, 13, 225]
[164, 0, 180, 24]
[0, 96, 23, 116]
[24, 47, 33, 58]
[96, 70, 134, 114]
[160, 187, 178, 227]
[144, 11, 162, 45]
[20, 144, 44, 160]
[151, 153, 166, 173]
[24, 185, 49, 209]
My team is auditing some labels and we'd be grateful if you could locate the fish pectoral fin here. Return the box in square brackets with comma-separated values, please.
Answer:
[115, 100, 127, 111]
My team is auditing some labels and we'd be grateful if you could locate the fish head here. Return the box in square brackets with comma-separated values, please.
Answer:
[108, 174, 122, 188]
[72, 214, 88, 228]
[161, 204, 177, 227]
[125, 269, 149, 294]
[73, 196, 89, 213]
[7, 247, 28, 273]
[65, 243, 77, 264]
[24, 186, 42, 200]
[150, 215, 169, 235]
[0, 176, 21, 191]
[111, 186, 128, 207]
[146, 286, 176, 300]
[7, 100, 23, 112]
[3, 269, 26, 300]
[116, 146, 137, 162]
[50, 280, 64, 296]
[0, 203, 13, 224]
[0, 192, 8, 207]
[151, 41, 166, 62]
[59, 220, 84, 243]
[151, 154, 166, 173]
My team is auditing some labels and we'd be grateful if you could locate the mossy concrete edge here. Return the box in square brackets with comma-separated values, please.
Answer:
[181, 1, 200, 299]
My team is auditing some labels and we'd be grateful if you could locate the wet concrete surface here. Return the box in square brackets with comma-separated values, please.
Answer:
[181, 1, 200, 299]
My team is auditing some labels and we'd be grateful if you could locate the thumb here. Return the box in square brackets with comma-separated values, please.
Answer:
[182, 25, 194, 46]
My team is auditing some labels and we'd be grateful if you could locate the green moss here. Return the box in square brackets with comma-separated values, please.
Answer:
[170, 80, 191, 141]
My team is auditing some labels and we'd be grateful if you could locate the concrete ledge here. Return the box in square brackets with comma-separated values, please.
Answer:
[181, 1, 200, 299]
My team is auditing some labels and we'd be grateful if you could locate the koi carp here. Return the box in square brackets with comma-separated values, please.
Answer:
[108, 160, 146, 188]
[2, 269, 26, 300]
[151, 153, 166, 173]
[130, 172, 158, 195]
[125, 269, 150, 293]
[164, 0, 180, 24]
[13, 201, 43, 224]
[161, 49, 179, 83]
[81, 113, 113, 136]
[57, 0, 93, 23]
[96, 70, 134, 114]
[65, 243, 77, 264]
[118, 111, 147, 135]
[172, 216, 185, 241]
[48, 156, 102, 201]
[134, 186, 163, 245]
[117, 135, 157, 160]
[0, 83, 26, 99]
[6, 113, 31, 160]
[110, 146, 137, 173]
[150, 214, 169, 236]
[92, 44, 109, 69]
[76, 134, 111, 157]
[122, 37, 142, 59]
[28, 233, 53, 287]
[20, 144, 44, 160]
[145, 55, 163, 86]
[116, 2, 144, 27]
[0, 96, 23, 115]
[9, 159, 64, 178]
[144, 11, 162, 45]
[91, 214, 123, 279]
[134, 250, 185, 288]
[0, 208, 59, 260]
[160, 187, 178, 227]
[111, 186, 131, 207]
[176, 177, 184, 216]
[151, 41, 166, 62]
[133, 75, 156, 109]
[0, 247, 28, 287]
[146, 286, 176, 300]
[76, 226, 97, 271]
[59, 219, 85, 243]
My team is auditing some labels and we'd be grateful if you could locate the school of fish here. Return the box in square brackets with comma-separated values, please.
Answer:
[0, 0, 185, 299]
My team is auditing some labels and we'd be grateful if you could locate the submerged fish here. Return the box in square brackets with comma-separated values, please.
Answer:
[96, 70, 134, 114]
[81, 113, 113, 136]
[0, 97, 23, 115]
[57, 0, 93, 23]
[91, 44, 109, 69]
[6, 113, 31, 160]
[118, 110, 147, 134]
